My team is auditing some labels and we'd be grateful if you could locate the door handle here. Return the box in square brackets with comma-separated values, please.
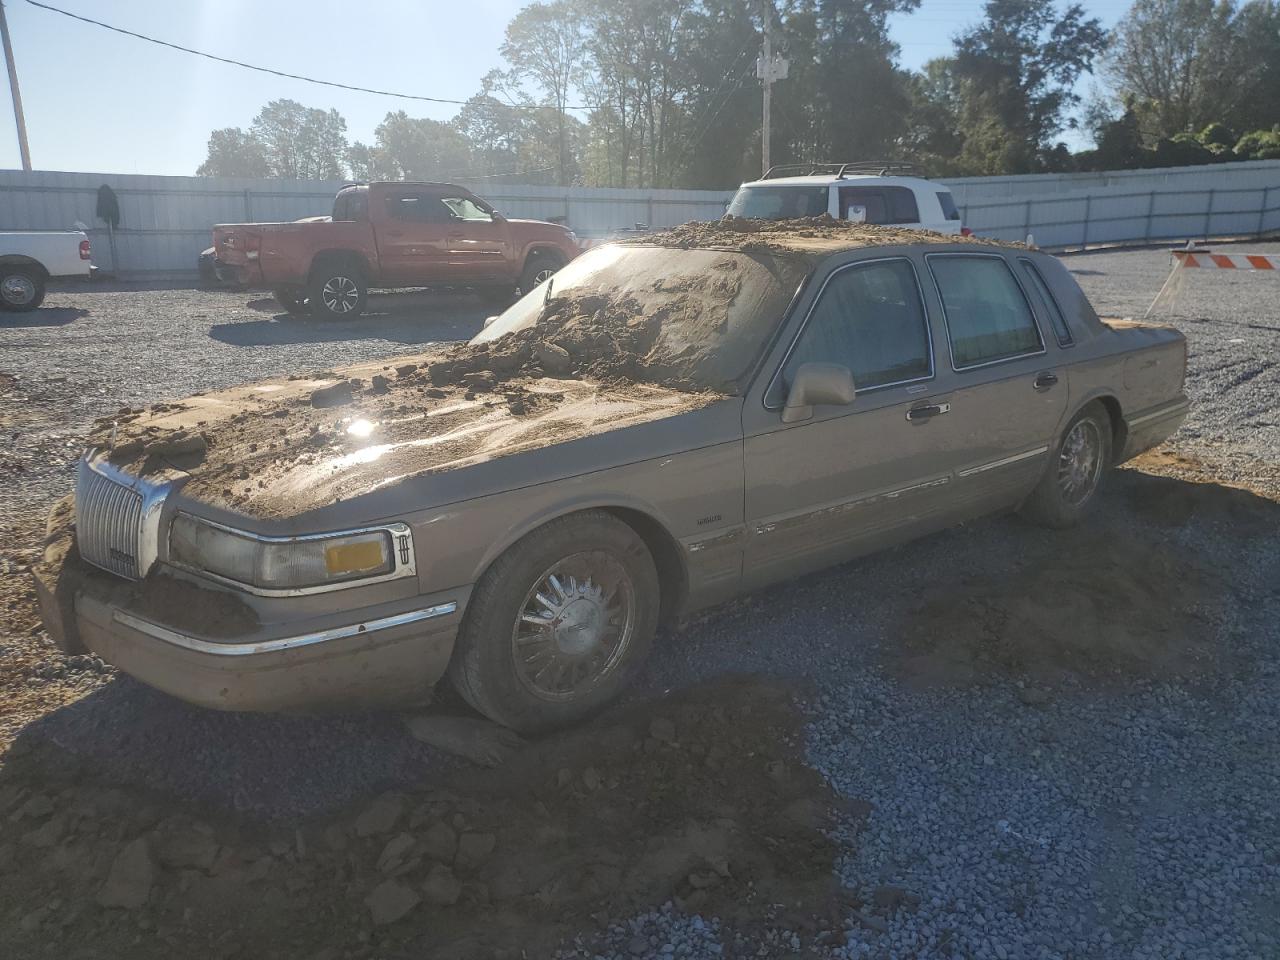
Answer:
[906, 402, 950, 422]
[447, 232, 466, 240]
[1033, 372, 1059, 391]
[387, 230, 404, 238]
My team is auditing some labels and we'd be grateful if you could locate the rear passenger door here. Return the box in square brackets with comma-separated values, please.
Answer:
[923, 252, 1068, 514]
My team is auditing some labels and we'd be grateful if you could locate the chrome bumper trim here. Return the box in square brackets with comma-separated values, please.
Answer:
[1127, 400, 1190, 428]
[956, 445, 1049, 478]
[112, 603, 458, 657]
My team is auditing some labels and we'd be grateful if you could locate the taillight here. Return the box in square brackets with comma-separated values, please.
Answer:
[960, 227, 973, 237]
[79, 239, 91, 260]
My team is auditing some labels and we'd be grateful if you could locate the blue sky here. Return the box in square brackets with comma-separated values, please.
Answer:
[0, 0, 1124, 179]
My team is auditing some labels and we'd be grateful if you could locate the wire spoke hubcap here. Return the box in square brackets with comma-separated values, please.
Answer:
[321, 276, 359, 313]
[511, 551, 636, 701]
[1057, 419, 1102, 506]
[2, 275, 35, 305]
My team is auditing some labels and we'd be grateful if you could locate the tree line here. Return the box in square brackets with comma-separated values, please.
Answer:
[196, 0, 1280, 187]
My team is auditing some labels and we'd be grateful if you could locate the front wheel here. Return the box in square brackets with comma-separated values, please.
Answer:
[307, 266, 367, 318]
[1020, 402, 1113, 528]
[448, 510, 660, 734]
[0, 267, 45, 312]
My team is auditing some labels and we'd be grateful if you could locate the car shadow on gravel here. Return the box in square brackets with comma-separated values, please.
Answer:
[208, 309, 485, 348]
[0, 307, 89, 328]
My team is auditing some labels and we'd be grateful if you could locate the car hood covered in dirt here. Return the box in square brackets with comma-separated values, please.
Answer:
[88, 220, 1011, 530]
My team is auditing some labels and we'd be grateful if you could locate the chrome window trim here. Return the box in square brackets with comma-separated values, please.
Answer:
[1016, 256, 1074, 348]
[113, 603, 457, 657]
[924, 252, 1048, 372]
[79, 451, 173, 580]
[166, 513, 417, 597]
[764, 255, 935, 411]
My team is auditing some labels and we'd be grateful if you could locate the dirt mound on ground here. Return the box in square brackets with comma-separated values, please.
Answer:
[627, 215, 1019, 256]
[893, 526, 1230, 690]
[0, 678, 852, 960]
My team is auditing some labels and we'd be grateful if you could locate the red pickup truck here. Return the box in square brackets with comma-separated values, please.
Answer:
[212, 182, 581, 318]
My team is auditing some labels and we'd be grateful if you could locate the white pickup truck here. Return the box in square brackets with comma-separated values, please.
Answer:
[0, 231, 92, 311]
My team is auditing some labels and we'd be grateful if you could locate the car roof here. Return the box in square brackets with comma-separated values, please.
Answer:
[739, 174, 946, 190]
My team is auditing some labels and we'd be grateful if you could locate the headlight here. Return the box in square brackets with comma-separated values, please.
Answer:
[168, 513, 411, 594]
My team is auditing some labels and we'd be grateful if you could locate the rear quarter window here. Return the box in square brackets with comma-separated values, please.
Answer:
[1018, 258, 1073, 346]
[839, 186, 920, 225]
[937, 192, 961, 221]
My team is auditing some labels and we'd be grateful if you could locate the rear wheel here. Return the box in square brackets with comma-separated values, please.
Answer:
[1020, 402, 1112, 528]
[272, 287, 308, 315]
[0, 267, 45, 312]
[307, 263, 367, 318]
[448, 510, 660, 734]
[518, 253, 565, 296]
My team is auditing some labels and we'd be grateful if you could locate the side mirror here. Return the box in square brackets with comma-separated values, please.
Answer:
[490, 211, 506, 223]
[782, 362, 856, 423]
[483, 315, 500, 329]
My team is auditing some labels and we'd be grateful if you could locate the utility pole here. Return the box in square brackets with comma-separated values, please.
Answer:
[0, 1, 31, 171]
[756, 2, 787, 178]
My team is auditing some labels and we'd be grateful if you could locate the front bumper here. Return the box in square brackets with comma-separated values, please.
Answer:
[32, 558, 466, 713]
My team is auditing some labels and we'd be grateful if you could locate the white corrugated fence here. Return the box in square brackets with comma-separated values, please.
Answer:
[0, 159, 1277, 276]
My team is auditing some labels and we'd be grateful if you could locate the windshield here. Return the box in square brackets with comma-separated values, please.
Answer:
[727, 185, 830, 220]
[473, 244, 808, 393]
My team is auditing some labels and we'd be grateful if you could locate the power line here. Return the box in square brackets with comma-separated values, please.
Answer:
[22, 0, 591, 111]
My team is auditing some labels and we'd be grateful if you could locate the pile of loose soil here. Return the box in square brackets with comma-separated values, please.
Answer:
[0, 678, 851, 960]
[628, 214, 1019, 257]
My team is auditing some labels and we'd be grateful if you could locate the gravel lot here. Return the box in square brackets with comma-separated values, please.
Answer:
[1, 243, 1278, 959]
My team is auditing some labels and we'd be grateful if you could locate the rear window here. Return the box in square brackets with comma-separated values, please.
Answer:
[727, 186, 829, 220]
[838, 186, 920, 224]
[937, 192, 961, 221]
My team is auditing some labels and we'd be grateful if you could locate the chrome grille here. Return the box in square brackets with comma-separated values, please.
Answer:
[76, 458, 145, 579]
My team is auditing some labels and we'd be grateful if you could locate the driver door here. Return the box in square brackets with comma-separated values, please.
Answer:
[439, 195, 511, 281]
[741, 255, 959, 589]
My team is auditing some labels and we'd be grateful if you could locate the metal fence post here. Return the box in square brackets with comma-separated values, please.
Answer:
[1144, 191, 1155, 244]
[1081, 195, 1091, 251]
[647, 195, 654, 228]
[243, 189, 252, 222]
[1203, 188, 1214, 241]
[1258, 187, 1269, 237]
[1023, 200, 1031, 239]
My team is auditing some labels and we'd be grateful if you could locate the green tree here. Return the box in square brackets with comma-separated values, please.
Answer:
[249, 99, 349, 180]
[196, 127, 269, 178]
[951, 0, 1107, 174]
[1105, 0, 1245, 142]
[501, 1, 585, 185]
[353, 111, 474, 180]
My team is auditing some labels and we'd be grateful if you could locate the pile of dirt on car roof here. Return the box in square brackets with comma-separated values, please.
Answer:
[0, 677, 857, 960]
[625, 214, 1018, 257]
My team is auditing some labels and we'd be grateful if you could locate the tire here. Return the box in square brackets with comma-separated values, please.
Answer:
[1020, 401, 1113, 529]
[518, 252, 565, 296]
[448, 510, 661, 734]
[307, 262, 367, 318]
[272, 287, 308, 315]
[0, 267, 45, 312]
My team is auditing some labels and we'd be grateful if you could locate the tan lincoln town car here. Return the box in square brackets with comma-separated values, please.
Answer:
[33, 223, 1189, 733]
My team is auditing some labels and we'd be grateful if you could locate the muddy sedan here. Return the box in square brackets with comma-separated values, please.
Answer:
[33, 221, 1189, 733]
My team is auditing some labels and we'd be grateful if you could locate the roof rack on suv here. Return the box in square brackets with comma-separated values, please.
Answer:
[760, 161, 922, 180]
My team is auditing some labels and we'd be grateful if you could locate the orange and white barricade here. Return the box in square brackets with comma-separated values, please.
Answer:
[1145, 242, 1280, 316]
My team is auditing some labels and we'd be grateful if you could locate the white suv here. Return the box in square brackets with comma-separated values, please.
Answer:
[726, 162, 967, 235]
